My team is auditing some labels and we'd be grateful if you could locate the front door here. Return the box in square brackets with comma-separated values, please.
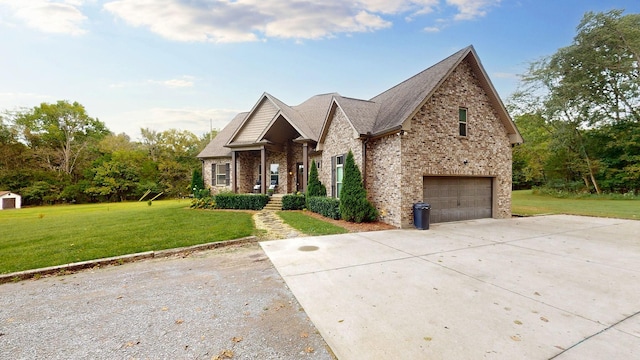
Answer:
[296, 163, 304, 192]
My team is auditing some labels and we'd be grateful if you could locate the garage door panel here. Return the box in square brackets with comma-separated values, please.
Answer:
[423, 177, 492, 224]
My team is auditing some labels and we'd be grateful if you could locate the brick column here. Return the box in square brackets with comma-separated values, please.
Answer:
[302, 143, 308, 193]
[261, 147, 267, 194]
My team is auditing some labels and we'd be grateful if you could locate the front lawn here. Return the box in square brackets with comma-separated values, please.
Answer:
[0, 200, 254, 274]
[277, 211, 348, 236]
[512, 190, 639, 220]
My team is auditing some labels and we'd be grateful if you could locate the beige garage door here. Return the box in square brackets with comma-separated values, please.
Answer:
[423, 177, 492, 223]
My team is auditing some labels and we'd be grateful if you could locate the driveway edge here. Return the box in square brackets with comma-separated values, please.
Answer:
[0, 236, 257, 284]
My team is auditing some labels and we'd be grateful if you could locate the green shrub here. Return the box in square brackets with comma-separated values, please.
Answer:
[190, 169, 205, 198]
[339, 151, 378, 223]
[307, 160, 327, 197]
[307, 196, 341, 220]
[190, 196, 215, 209]
[214, 193, 269, 210]
[282, 194, 306, 210]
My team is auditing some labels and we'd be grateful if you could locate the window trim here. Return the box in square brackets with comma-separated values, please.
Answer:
[332, 154, 345, 198]
[270, 163, 279, 186]
[214, 163, 229, 186]
[458, 107, 468, 137]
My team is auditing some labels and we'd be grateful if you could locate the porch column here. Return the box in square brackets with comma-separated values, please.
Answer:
[302, 143, 309, 193]
[231, 151, 237, 193]
[260, 146, 267, 194]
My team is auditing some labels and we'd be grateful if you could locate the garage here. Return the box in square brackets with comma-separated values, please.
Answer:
[0, 191, 21, 210]
[423, 177, 492, 223]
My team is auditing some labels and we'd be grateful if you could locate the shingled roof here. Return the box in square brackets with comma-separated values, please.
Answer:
[369, 47, 470, 135]
[198, 46, 521, 159]
[197, 112, 247, 158]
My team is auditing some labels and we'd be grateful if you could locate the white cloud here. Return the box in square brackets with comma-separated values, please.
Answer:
[150, 76, 195, 88]
[110, 107, 241, 139]
[109, 76, 195, 89]
[424, 26, 440, 32]
[102, 0, 493, 43]
[446, 0, 500, 21]
[0, 92, 52, 110]
[356, 0, 437, 14]
[0, 0, 88, 35]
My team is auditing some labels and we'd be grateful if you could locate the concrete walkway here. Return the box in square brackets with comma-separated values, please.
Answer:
[261, 215, 640, 359]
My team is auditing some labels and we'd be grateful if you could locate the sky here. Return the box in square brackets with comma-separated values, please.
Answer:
[1, 0, 640, 140]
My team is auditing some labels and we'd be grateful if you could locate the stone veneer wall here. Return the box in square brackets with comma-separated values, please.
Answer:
[237, 152, 256, 193]
[365, 134, 402, 227]
[398, 58, 512, 228]
[319, 107, 363, 198]
[266, 150, 287, 195]
[202, 158, 232, 195]
[287, 142, 304, 193]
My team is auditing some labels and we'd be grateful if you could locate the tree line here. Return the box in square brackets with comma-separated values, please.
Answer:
[511, 10, 640, 194]
[0, 100, 213, 205]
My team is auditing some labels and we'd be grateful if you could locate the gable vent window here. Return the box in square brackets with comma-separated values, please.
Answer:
[459, 108, 468, 137]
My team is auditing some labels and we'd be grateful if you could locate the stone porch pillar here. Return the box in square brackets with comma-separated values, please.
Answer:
[260, 146, 267, 194]
[231, 151, 237, 193]
[302, 143, 309, 193]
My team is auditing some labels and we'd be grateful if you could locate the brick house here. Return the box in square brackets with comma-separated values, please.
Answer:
[197, 46, 522, 228]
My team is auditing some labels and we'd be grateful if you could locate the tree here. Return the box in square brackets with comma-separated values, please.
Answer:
[190, 168, 206, 198]
[139, 128, 201, 197]
[511, 113, 552, 189]
[339, 151, 377, 223]
[306, 160, 326, 196]
[512, 10, 640, 193]
[13, 100, 109, 176]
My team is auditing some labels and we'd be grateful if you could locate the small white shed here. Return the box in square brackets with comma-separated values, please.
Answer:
[0, 191, 21, 210]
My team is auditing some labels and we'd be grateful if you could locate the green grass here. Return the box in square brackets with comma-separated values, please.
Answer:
[277, 211, 348, 236]
[0, 200, 254, 274]
[512, 190, 639, 220]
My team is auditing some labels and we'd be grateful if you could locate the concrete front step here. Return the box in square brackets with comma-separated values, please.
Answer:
[264, 196, 283, 210]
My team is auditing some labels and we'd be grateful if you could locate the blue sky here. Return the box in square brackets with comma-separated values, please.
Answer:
[1, 0, 639, 140]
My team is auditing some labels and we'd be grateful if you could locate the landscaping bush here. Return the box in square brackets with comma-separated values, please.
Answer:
[339, 150, 378, 223]
[214, 193, 269, 210]
[307, 196, 341, 220]
[282, 193, 306, 210]
[306, 160, 327, 197]
[190, 196, 215, 209]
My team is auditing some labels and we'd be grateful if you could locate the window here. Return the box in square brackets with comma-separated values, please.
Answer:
[212, 163, 229, 186]
[459, 108, 467, 137]
[270, 164, 279, 185]
[332, 155, 345, 198]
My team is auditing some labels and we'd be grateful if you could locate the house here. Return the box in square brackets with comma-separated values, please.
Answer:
[197, 46, 523, 228]
[0, 191, 21, 210]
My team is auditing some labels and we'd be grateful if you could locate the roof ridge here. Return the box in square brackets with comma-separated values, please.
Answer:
[335, 95, 375, 103]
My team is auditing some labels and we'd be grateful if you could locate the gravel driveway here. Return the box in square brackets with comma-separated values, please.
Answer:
[0, 243, 334, 360]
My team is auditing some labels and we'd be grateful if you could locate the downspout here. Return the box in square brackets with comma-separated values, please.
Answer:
[361, 132, 371, 188]
[200, 160, 204, 188]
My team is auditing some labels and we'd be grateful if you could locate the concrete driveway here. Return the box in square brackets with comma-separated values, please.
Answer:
[261, 215, 640, 359]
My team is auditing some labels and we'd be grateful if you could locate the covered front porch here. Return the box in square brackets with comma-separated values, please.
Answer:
[228, 139, 318, 195]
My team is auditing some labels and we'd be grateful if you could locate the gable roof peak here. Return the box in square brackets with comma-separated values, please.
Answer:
[368, 46, 473, 134]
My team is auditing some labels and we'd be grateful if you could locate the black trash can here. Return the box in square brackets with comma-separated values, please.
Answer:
[413, 202, 431, 230]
